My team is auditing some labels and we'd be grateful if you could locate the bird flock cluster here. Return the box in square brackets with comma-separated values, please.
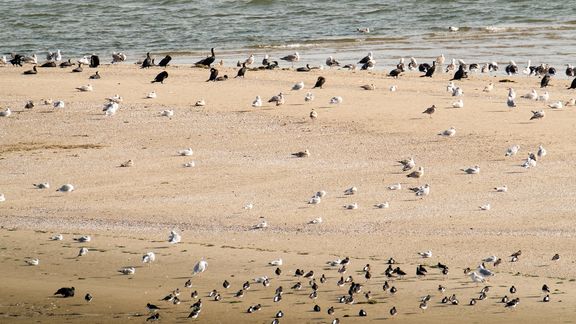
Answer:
[1, 47, 574, 322]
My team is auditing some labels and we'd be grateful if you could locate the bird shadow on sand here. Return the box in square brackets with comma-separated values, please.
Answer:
[505, 171, 525, 174]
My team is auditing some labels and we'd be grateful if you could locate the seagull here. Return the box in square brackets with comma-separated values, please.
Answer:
[252, 96, 262, 107]
[57, 184, 74, 192]
[76, 84, 93, 92]
[111, 52, 127, 63]
[505, 145, 520, 157]
[292, 81, 305, 91]
[74, 235, 91, 242]
[253, 220, 268, 229]
[33, 182, 50, 189]
[398, 157, 415, 171]
[494, 185, 508, 192]
[244, 54, 255, 66]
[309, 217, 323, 224]
[291, 149, 310, 158]
[26, 258, 39, 266]
[418, 251, 432, 258]
[146, 91, 157, 99]
[469, 272, 486, 283]
[530, 110, 545, 120]
[309, 109, 318, 120]
[522, 154, 537, 168]
[374, 202, 389, 209]
[53, 100, 65, 109]
[118, 267, 136, 275]
[522, 89, 538, 100]
[477, 263, 494, 277]
[538, 91, 549, 101]
[195, 99, 206, 107]
[411, 184, 430, 196]
[103, 102, 119, 116]
[439, 126, 456, 137]
[280, 52, 300, 66]
[549, 100, 563, 109]
[565, 98, 575, 106]
[452, 99, 464, 108]
[193, 259, 208, 275]
[407, 166, 424, 178]
[107, 94, 123, 103]
[388, 183, 402, 190]
[326, 56, 340, 67]
[537, 145, 547, 158]
[269, 258, 283, 266]
[178, 148, 193, 156]
[482, 255, 498, 263]
[461, 165, 480, 174]
[446, 81, 455, 93]
[344, 203, 358, 210]
[308, 196, 321, 204]
[0, 108, 12, 117]
[50, 234, 63, 241]
[142, 252, 156, 264]
[184, 161, 196, 169]
[304, 92, 314, 102]
[268, 93, 285, 106]
[78, 247, 88, 256]
[168, 230, 181, 244]
[344, 187, 357, 195]
[389, 85, 397, 92]
[330, 96, 343, 104]
[452, 87, 463, 97]
[479, 203, 491, 211]
[507, 96, 517, 108]
[361, 84, 376, 90]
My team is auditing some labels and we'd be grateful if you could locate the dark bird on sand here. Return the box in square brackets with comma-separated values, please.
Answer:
[151, 71, 169, 83]
[196, 48, 216, 67]
[54, 287, 75, 298]
[313, 76, 326, 89]
[158, 55, 172, 67]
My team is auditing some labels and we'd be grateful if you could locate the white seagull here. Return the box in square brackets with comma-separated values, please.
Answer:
[142, 252, 156, 264]
[57, 184, 74, 192]
[269, 258, 283, 266]
[146, 91, 157, 99]
[118, 267, 136, 275]
[292, 81, 304, 91]
[252, 96, 262, 107]
[388, 183, 402, 190]
[452, 99, 464, 108]
[76, 84, 93, 92]
[439, 126, 456, 137]
[0, 108, 11, 117]
[178, 148, 193, 156]
[193, 259, 208, 275]
[26, 258, 39, 266]
[505, 145, 520, 157]
[418, 250, 432, 258]
[344, 187, 357, 195]
[168, 230, 181, 244]
[330, 96, 343, 104]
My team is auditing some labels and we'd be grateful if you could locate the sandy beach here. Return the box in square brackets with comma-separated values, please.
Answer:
[1, 62, 576, 323]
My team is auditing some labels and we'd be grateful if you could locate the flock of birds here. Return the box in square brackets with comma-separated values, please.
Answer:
[1, 47, 574, 322]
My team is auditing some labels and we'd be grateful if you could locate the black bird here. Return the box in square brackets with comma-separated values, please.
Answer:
[418, 63, 430, 72]
[262, 55, 270, 66]
[90, 55, 100, 68]
[23, 65, 38, 75]
[89, 71, 101, 79]
[359, 309, 367, 317]
[207, 68, 218, 82]
[85, 293, 92, 302]
[275, 267, 282, 276]
[365, 271, 372, 280]
[142, 52, 152, 68]
[383, 281, 390, 291]
[72, 63, 83, 72]
[542, 284, 550, 293]
[196, 48, 216, 67]
[540, 74, 551, 88]
[313, 305, 321, 312]
[450, 64, 468, 81]
[188, 308, 200, 318]
[509, 286, 517, 294]
[276, 310, 284, 318]
[151, 71, 169, 83]
[158, 55, 172, 67]
[296, 64, 311, 72]
[416, 265, 427, 276]
[548, 67, 556, 75]
[313, 76, 326, 89]
[389, 286, 397, 294]
[191, 299, 202, 309]
[146, 313, 160, 321]
[147, 303, 160, 311]
[191, 290, 198, 298]
[566, 65, 574, 77]
[235, 63, 247, 78]
[328, 306, 335, 315]
[223, 280, 230, 289]
[569, 78, 576, 89]
[421, 62, 436, 77]
[40, 61, 57, 68]
[266, 61, 279, 70]
[388, 68, 402, 78]
[60, 59, 73, 68]
[506, 63, 518, 75]
[505, 298, 519, 308]
[389, 306, 397, 316]
[10, 54, 23, 66]
[54, 287, 75, 298]
[543, 294, 550, 302]
[358, 52, 373, 64]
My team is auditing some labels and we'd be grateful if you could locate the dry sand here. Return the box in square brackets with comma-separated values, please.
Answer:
[1, 62, 576, 323]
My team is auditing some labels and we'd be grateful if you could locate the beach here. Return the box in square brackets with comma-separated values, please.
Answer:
[1, 63, 576, 323]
